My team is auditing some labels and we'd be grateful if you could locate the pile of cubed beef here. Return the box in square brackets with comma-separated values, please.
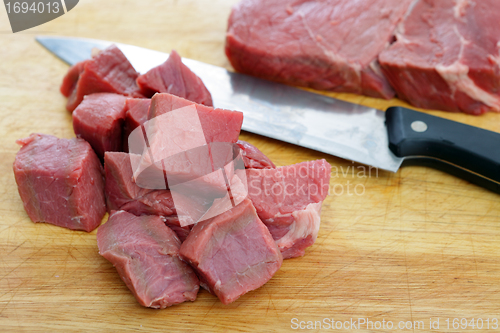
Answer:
[13, 45, 331, 308]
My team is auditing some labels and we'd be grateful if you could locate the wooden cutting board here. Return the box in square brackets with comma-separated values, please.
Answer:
[1, 1, 499, 332]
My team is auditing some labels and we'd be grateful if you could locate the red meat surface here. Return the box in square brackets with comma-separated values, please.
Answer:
[60, 60, 89, 98]
[60, 45, 143, 112]
[379, 0, 500, 114]
[236, 140, 275, 169]
[179, 199, 282, 304]
[226, 0, 413, 99]
[97, 211, 199, 308]
[246, 159, 331, 258]
[123, 98, 151, 152]
[105, 150, 241, 234]
[105, 152, 192, 240]
[163, 216, 192, 243]
[13, 134, 106, 232]
[104, 152, 176, 216]
[72, 93, 128, 159]
[148, 93, 243, 144]
[137, 50, 213, 106]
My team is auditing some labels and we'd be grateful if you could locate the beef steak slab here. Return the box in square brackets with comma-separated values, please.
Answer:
[379, 0, 500, 115]
[226, 0, 413, 99]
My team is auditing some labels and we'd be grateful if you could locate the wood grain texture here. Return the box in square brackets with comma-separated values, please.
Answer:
[0, 1, 499, 332]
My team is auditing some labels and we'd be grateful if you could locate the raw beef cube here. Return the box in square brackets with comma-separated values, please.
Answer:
[236, 140, 275, 169]
[137, 50, 213, 106]
[225, 0, 413, 99]
[138, 109, 236, 189]
[105, 151, 220, 230]
[105, 151, 191, 240]
[179, 199, 282, 304]
[104, 152, 176, 216]
[148, 93, 243, 144]
[246, 159, 331, 258]
[61, 44, 143, 112]
[97, 211, 199, 308]
[379, 0, 500, 114]
[73, 93, 128, 159]
[123, 98, 151, 152]
[13, 133, 106, 232]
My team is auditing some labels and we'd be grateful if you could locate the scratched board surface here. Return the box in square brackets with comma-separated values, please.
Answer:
[0, 1, 499, 332]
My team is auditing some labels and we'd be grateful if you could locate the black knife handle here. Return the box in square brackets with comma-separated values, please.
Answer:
[385, 106, 500, 192]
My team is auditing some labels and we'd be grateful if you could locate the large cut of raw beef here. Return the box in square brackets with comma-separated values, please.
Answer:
[225, 0, 413, 99]
[379, 0, 500, 115]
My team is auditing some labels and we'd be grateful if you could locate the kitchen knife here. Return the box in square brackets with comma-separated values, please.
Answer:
[36, 36, 500, 194]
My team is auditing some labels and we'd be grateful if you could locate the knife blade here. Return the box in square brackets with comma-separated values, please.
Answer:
[35, 36, 500, 193]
